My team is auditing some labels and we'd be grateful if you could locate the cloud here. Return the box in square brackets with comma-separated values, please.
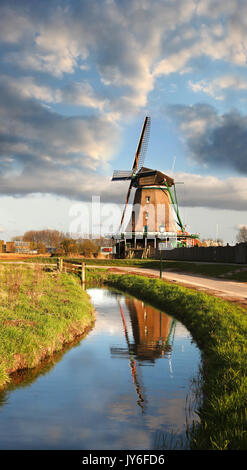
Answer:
[1, 0, 247, 211]
[168, 103, 247, 174]
[0, 77, 247, 211]
[0, 4, 34, 44]
[173, 172, 247, 211]
[57, 82, 106, 110]
[0, 78, 120, 197]
[1, 0, 247, 119]
[0, 165, 127, 202]
[188, 75, 247, 100]
[0, 0, 209, 118]
[0, 75, 56, 103]
[0, 75, 107, 113]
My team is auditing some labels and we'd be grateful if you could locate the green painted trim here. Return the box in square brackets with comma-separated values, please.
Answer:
[162, 183, 185, 232]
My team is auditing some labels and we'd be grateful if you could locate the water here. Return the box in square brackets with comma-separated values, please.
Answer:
[0, 287, 201, 450]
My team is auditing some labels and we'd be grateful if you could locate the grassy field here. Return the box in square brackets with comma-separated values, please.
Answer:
[86, 268, 247, 450]
[0, 264, 94, 387]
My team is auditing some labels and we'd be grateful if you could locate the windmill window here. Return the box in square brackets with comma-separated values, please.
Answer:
[146, 196, 150, 203]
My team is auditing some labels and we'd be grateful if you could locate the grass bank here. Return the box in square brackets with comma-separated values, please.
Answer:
[4, 256, 246, 281]
[62, 258, 247, 282]
[88, 269, 247, 450]
[0, 264, 94, 387]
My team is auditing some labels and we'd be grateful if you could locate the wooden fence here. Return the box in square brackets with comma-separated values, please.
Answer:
[156, 243, 247, 264]
[57, 258, 85, 287]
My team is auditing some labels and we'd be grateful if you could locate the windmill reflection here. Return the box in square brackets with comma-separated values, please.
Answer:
[110, 297, 176, 414]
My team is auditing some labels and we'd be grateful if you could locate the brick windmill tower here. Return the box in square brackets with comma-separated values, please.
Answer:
[112, 116, 199, 258]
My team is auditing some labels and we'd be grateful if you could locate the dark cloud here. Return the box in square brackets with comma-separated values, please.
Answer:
[169, 104, 247, 174]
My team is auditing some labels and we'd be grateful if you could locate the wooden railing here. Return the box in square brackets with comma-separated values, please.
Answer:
[57, 258, 85, 287]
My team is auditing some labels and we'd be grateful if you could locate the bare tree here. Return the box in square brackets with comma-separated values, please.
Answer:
[236, 226, 247, 243]
[23, 229, 64, 248]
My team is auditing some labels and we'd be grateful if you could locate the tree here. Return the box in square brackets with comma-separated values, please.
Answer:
[23, 229, 65, 248]
[37, 242, 47, 254]
[60, 238, 78, 255]
[80, 239, 99, 257]
[236, 226, 247, 243]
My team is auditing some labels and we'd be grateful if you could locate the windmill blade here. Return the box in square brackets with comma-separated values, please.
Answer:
[119, 180, 133, 230]
[132, 116, 151, 172]
[112, 170, 133, 181]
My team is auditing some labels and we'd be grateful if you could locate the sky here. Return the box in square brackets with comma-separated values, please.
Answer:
[0, 0, 247, 244]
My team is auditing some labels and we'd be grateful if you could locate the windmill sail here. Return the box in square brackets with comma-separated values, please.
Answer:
[117, 116, 151, 230]
[112, 170, 133, 181]
[132, 116, 151, 172]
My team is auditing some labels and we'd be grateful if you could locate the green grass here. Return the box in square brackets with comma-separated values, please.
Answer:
[0, 264, 94, 387]
[68, 258, 247, 282]
[89, 269, 247, 450]
[5, 255, 246, 281]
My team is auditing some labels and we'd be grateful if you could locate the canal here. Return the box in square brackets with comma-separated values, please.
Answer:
[0, 287, 202, 450]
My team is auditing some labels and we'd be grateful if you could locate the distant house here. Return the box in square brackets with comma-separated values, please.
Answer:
[14, 240, 31, 253]
[0, 240, 4, 253]
[6, 241, 15, 253]
[5, 240, 31, 253]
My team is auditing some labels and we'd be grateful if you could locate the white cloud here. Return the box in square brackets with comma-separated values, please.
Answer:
[189, 75, 247, 100]
[2, 0, 247, 119]
[0, 78, 120, 196]
[173, 172, 247, 211]
[57, 82, 106, 110]
[0, 74, 108, 116]
[0, 6, 34, 44]
[0, 75, 56, 103]
[0, 0, 195, 116]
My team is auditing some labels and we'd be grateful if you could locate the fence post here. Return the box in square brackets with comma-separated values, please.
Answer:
[81, 262, 85, 288]
[58, 258, 63, 272]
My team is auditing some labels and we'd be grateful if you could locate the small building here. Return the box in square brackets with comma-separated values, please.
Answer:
[6, 241, 15, 253]
[5, 240, 31, 253]
[13, 240, 31, 253]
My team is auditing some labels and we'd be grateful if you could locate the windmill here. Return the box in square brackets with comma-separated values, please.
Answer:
[110, 297, 175, 413]
[112, 116, 200, 258]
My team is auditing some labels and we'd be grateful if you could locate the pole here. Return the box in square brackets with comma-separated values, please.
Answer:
[160, 249, 162, 278]
[57, 258, 63, 272]
[81, 262, 85, 288]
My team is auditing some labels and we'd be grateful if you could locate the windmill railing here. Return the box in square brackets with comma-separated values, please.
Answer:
[109, 231, 178, 239]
